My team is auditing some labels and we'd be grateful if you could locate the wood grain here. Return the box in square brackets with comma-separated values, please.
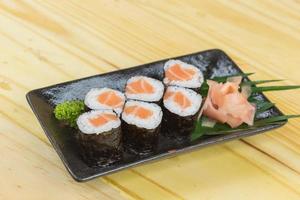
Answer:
[0, 0, 300, 199]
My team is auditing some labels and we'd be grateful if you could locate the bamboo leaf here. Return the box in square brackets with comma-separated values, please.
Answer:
[191, 122, 205, 141]
[256, 102, 275, 113]
[191, 118, 248, 140]
[212, 72, 254, 83]
[242, 79, 284, 85]
[252, 85, 300, 93]
[191, 115, 300, 141]
[199, 83, 209, 96]
[248, 96, 261, 103]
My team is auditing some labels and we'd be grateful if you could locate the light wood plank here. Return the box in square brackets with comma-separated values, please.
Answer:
[1, 0, 300, 199]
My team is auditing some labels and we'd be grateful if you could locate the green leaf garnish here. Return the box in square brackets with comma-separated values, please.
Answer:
[251, 85, 300, 93]
[191, 115, 300, 142]
[211, 72, 254, 83]
[191, 121, 206, 141]
[191, 120, 250, 141]
[256, 102, 275, 114]
[242, 79, 283, 85]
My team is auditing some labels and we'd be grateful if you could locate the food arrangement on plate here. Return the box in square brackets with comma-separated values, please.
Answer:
[27, 49, 300, 181]
[53, 58, 299, 168]
[55, 60, 205, 166]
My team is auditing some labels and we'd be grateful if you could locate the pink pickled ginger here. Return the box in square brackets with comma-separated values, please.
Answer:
[202, 77, 256, 128]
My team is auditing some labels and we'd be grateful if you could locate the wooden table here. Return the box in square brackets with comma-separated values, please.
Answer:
[1, 0, 300, 199]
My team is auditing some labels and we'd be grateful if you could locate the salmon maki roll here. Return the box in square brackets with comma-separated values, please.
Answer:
[163, 60, 204, 90]
[125, 76, 164, 103]
[163, 86, 202, 138]
[84, 88, 125, 115]
[121, 100, 163, 155]
[76, 110, 122, 166]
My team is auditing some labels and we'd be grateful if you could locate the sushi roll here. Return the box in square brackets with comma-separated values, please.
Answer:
[163, 86, 202, 138]
[121, 100, 163, 154]
[76, 110, 122, 166]
[125, 76, 164, 103]
[163, 59, 204, 90]
[84, 88, 125, 115]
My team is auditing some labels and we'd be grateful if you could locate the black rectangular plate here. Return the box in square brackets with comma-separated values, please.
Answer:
[26, 49, 286, 182]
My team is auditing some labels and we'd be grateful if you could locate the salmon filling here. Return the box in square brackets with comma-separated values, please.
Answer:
[164, 91, 192, 109]
[77, 110, 121, 134]
[125, 76, 164, 102]
[97, 91, 123, 108]
[163, 86, 202, 117]
[89, 113, 118, 127]
[163, 60, 203, 89]
[121, 100, 163, 130]
[124, 105, 153, 119]
[126, 78, 154, 94]
[84, 88, 125, 116]
[165, 63, 196, 81]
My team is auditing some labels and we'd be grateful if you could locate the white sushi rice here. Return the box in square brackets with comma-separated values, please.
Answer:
[125, 76, 164, 102]
[163, 86, 202, 117]
[84, 87, 125, 115]
[163, 59, 204, 88]
[122, 100, 163, 130]
[77, 110, 121, 135]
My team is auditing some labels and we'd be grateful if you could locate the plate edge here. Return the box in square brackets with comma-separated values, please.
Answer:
[26, 91, 85, 181]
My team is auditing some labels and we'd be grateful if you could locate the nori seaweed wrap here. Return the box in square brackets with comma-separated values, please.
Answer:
[76, 110, 122, 167]
[121, 100, 163, 155]
[162, 86, 202, 138]
[122, 121, 160, 155]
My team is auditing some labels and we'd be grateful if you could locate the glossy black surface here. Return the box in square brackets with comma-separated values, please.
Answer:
[26, 49, 286, 182]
